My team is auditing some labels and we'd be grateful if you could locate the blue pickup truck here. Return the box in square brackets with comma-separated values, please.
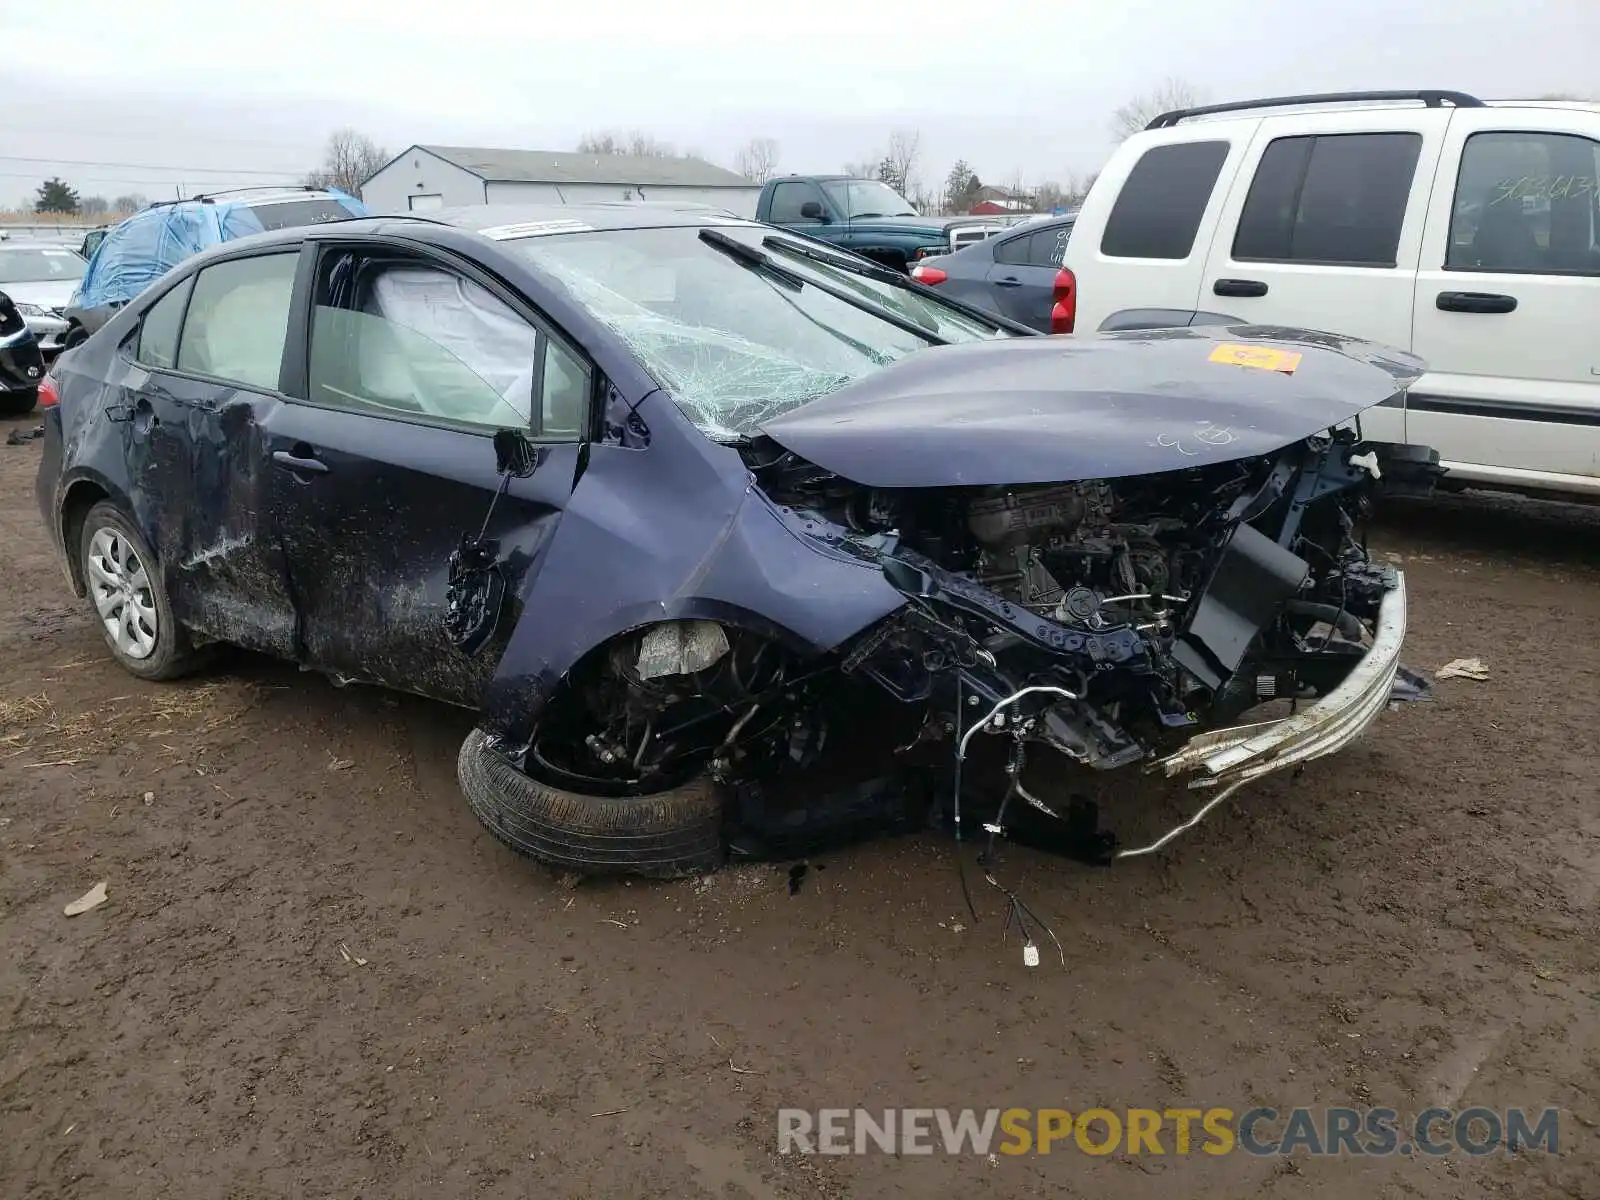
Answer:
[754, 175, 1004, 272]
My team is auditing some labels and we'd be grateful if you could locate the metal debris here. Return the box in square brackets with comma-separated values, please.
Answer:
[1436, 657, 1489, 682]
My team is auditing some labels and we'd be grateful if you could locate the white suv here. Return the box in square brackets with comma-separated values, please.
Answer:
[1065, 90, 1600, 500]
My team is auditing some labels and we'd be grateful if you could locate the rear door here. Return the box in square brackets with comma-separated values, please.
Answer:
[263, 240, 589, 705]
[1408, 109, 1600, 492]
[985, 222, 1072, 331]
[1196, 109, 1450, 441]
[115, 249, 302, 658]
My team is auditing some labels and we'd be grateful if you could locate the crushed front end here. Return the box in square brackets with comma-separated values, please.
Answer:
[744, 426, 1439, 817]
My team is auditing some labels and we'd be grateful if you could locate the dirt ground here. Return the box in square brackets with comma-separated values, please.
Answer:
[2, 409, 1597, 1199]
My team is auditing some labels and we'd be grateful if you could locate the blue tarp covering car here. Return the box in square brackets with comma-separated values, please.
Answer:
[70, 188, 368, 314]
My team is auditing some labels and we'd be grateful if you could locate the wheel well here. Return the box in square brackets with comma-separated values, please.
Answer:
[60, 481, 110, 595]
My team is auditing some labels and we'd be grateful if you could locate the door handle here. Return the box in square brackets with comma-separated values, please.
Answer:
[1213, 278, 1268, 298]
[272, 449, 329, 476]
[1436, 291, 1517, 314]
[994, 276, 1023, 288]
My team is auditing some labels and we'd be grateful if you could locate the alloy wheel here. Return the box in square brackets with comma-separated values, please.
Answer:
[86, 526, 158, 660]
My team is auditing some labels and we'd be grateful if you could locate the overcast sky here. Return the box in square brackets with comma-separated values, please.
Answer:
[4, 0, 1595, 210]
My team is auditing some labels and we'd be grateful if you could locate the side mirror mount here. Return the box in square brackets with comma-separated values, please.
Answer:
[799, 200, 825, 221]
[493, 427, 538, 478]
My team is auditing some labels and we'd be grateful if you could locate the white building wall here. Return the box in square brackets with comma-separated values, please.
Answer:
[485, 180, 760, 219]
[360, 148, 486, 214]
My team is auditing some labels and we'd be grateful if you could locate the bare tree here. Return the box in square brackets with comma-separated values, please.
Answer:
[1110, 77, 1206, 140]
[112, 193, 148, 215]
[884, 128, 921, 196]
[577, 130, 678, 158]
[305, 128, 391, 194]
[842, 158, 878, 180]
[734, 137, 780, 182]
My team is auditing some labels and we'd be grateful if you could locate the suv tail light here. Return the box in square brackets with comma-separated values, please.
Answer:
[1049, 267, 1076, 335]
[910, 264, 947, 285]
[38, 376, 60, 408]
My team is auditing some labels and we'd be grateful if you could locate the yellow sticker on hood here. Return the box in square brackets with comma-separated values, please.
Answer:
[1208, 344, 1303, 374]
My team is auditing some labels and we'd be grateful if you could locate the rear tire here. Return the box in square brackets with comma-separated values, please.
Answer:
[457, 727, 726, 879]
[0, 389, 36, 417]
[62, 324, 88, 350]
[78, 502, 201, 681]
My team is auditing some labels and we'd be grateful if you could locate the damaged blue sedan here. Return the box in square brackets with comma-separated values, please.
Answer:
[35, 203, 1440, 877]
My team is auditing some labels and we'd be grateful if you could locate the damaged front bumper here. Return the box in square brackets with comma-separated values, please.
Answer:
[1152, 571, 1407, 790]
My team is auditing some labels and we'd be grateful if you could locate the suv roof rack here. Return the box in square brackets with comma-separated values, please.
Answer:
[1146, 89, 1485, 129]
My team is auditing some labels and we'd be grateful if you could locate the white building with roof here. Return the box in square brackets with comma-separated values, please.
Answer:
[360, 145, 762, 218]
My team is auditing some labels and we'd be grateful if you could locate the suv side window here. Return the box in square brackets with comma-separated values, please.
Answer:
[1446, 131, 1600, 276]
[175, 252, 299, 389]
[1233, 133, 1422, 267]
[768, 182, 824, 222]
[1100, 141, 1230, 259]
[307, 256, 591, 437]
[135, 277, 193, 369]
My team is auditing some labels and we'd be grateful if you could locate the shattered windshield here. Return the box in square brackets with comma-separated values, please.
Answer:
[507, 224, 1004, 440]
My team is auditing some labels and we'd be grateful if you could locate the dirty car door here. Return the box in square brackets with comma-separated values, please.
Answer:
[118, 251, 302, 657]
[264, 248, 587, 705]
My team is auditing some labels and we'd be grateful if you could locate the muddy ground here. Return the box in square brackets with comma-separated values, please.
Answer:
[2, 410, 1597, 1199]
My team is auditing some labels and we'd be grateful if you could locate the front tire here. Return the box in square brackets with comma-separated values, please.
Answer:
[78, 502, 199, 681]
[457, 727, 726, 878]
[0, 388, 36, 417]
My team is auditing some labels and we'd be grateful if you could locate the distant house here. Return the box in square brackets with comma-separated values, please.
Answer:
[967, 185, 1035, 215]
[360, 145, 763, 218]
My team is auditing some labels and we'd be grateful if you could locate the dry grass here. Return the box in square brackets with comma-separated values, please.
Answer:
[1, 681, 256, 767]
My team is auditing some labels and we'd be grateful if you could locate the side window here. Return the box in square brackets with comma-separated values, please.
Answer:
[1029, 226, 1071, 268]
[1233, 133, 1422, 267]
[135, 277, 193, 369]
[1446, 131, 1600, 275]
[992, 233, 1032, 266]
[176, 253, 298, 389]
[768, 182, 823, 222]
[1101, 140, 1230, 259]
[307, 258, 589, 437]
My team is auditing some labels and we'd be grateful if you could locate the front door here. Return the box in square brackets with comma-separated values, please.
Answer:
[263, 245, 592, 705]
[1408, 113, 1600, 491]
[114, 251, 303, 658]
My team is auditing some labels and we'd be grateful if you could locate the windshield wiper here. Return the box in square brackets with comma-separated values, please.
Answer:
[852, 211, 885, 219]
[700, 228, 946, 348]
[762, 236, 1030, 336]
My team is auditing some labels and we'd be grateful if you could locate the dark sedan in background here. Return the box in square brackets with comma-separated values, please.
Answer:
[911, 211, 1076, 332]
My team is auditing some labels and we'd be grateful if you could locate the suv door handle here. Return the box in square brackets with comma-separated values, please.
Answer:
[1436, 291, 1517, 314]
[994, 276, 1023, 288]
[272, 448, 329, 476]
[1213, 278, 1268, 298]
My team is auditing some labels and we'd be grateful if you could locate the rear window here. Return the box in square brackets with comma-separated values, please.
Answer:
[1232, 133, 1422, 267]
[1100, 141, 1230, 260]
[247, 198, 351, 232]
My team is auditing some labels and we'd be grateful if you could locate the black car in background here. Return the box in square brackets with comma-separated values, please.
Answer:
[911, 212, 1077, 333]
[0, 291, 46, 416]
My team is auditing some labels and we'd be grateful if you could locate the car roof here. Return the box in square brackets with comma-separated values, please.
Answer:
[166, 202, 762, 261]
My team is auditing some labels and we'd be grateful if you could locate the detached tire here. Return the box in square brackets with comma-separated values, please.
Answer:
[457, 727, 726, 879]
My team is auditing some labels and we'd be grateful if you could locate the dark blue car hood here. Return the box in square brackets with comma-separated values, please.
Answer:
[757, 325, 1424, 488]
